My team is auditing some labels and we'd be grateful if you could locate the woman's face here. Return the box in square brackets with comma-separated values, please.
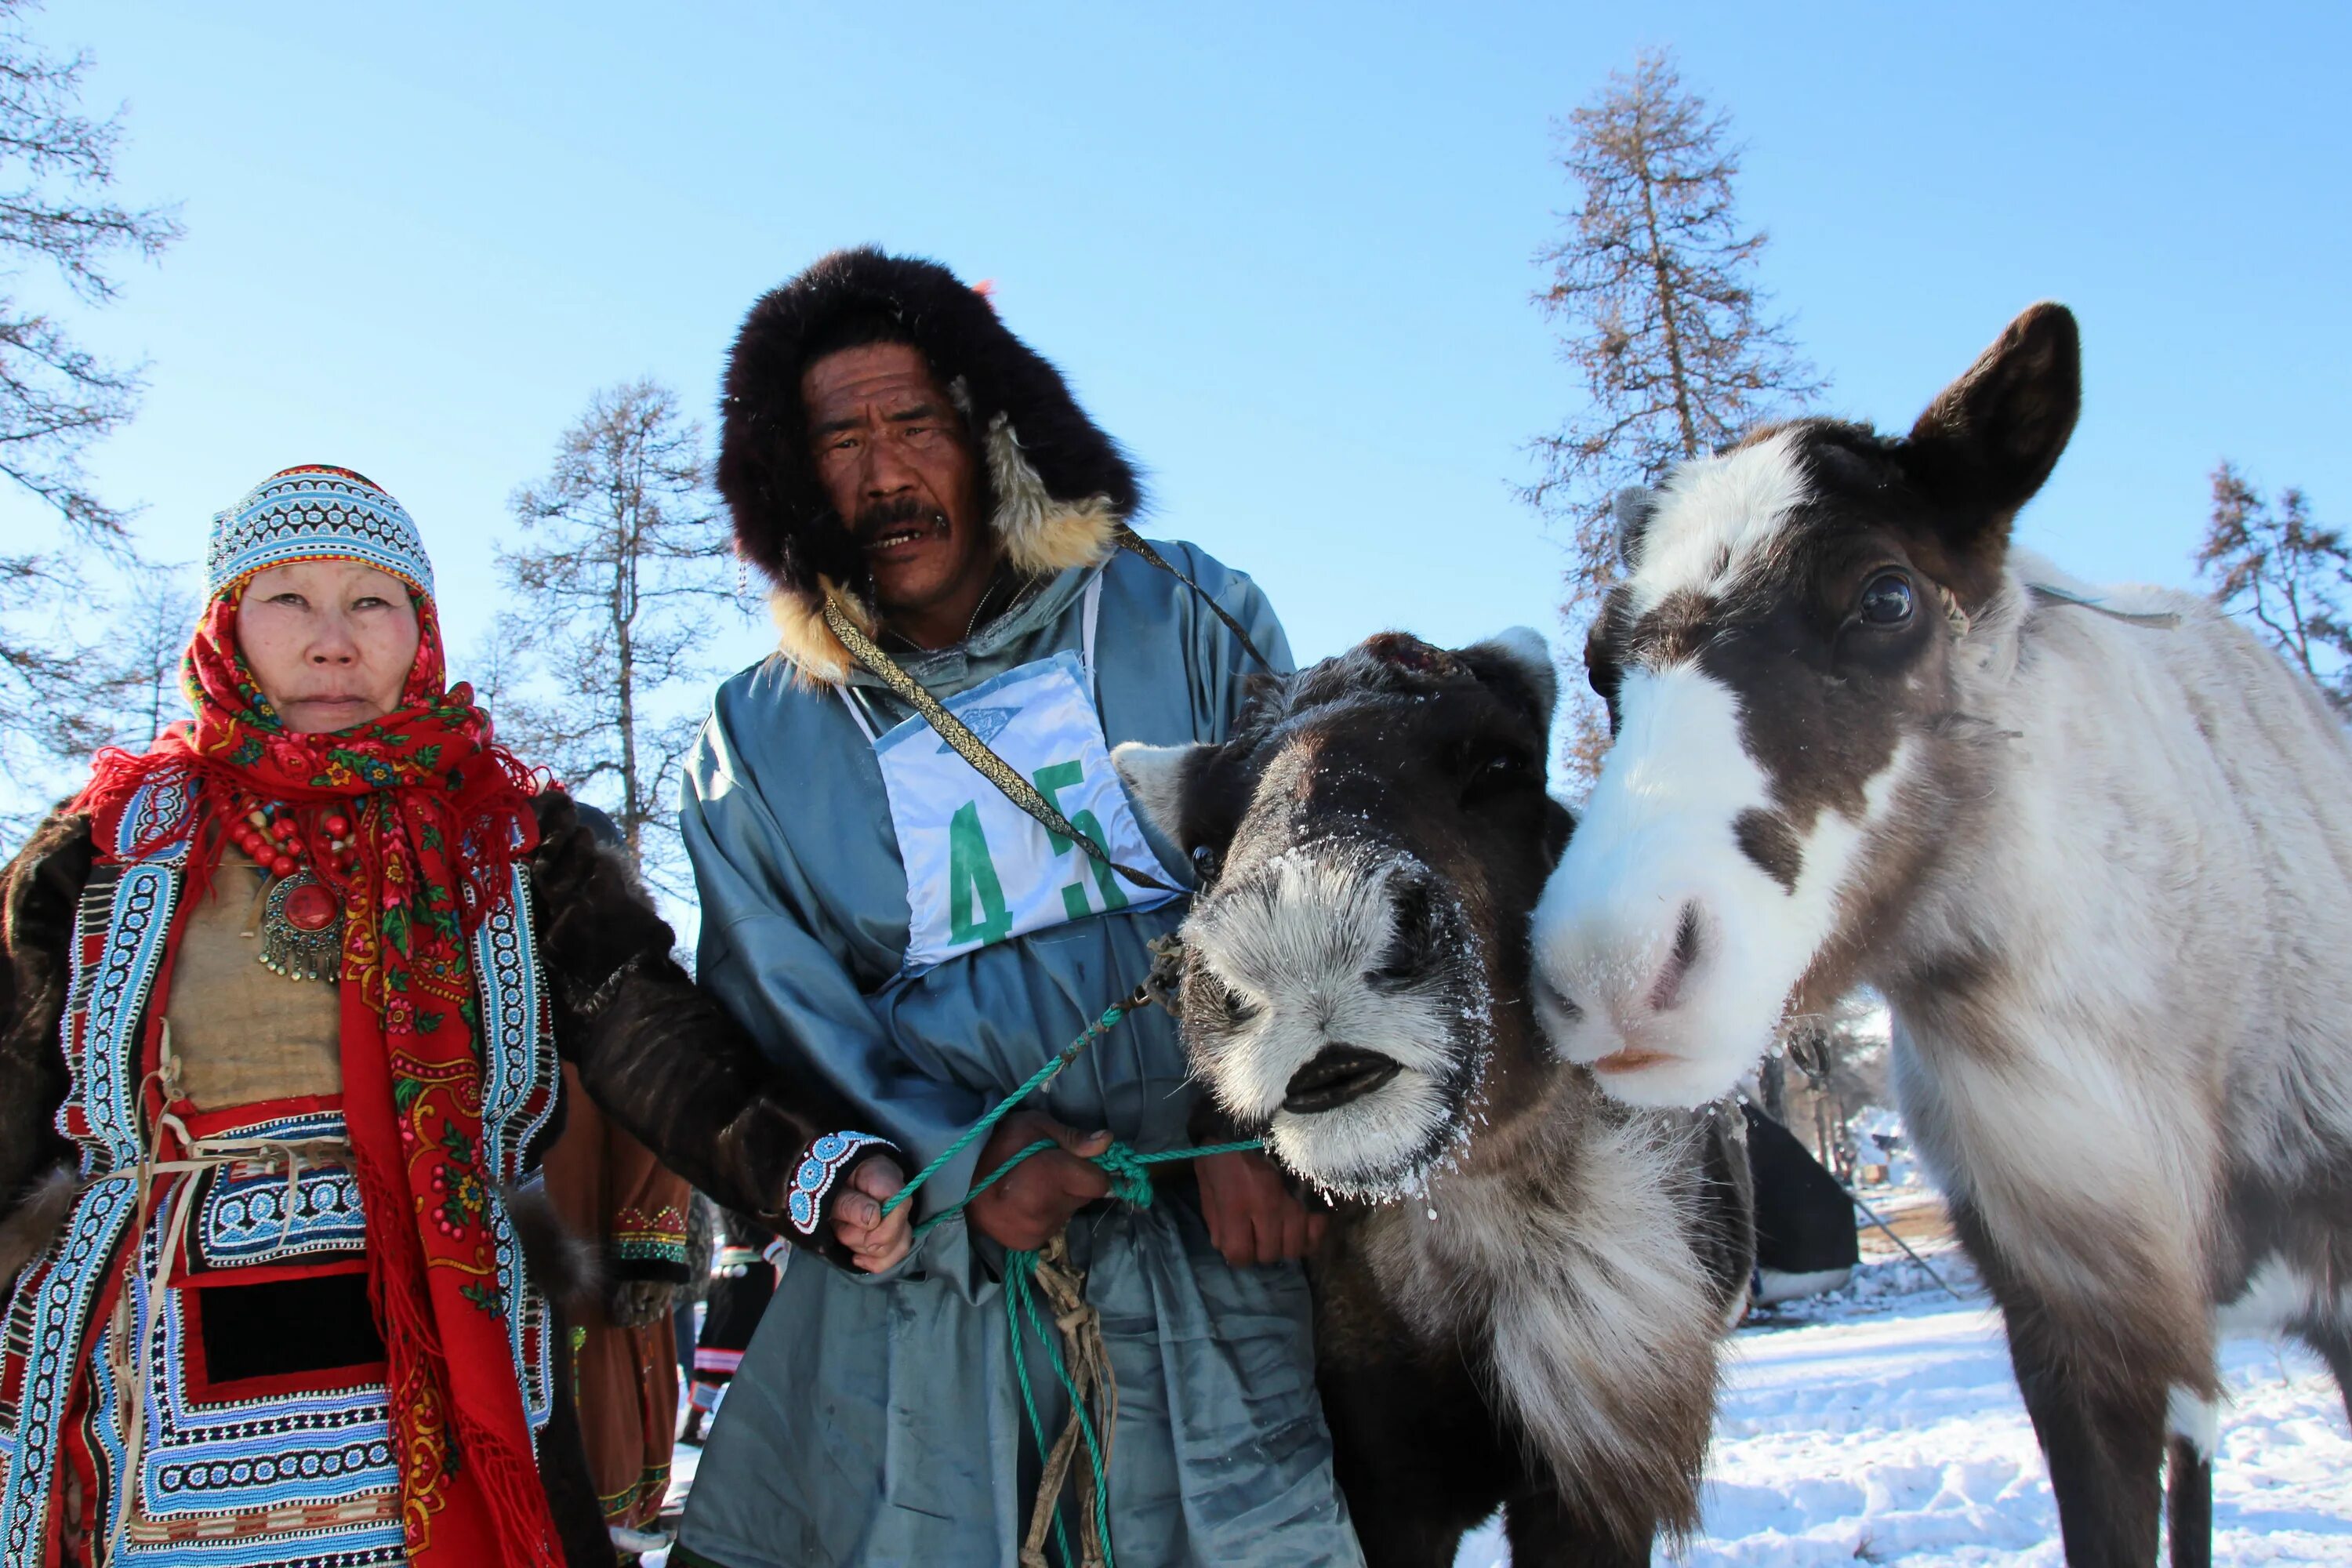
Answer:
[235, 560, 421, 733]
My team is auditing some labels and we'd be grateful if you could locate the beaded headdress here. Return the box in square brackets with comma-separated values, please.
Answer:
[205, 463, 435, 599]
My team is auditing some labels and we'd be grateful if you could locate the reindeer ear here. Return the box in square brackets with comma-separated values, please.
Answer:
[1902, 303, 2081, 538]
[1111, 741, 1214, 842]
[1460, 626, 1559, 732]
[1612, 487, 1658, 570]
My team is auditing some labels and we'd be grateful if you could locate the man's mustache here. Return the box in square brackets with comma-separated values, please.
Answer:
[850, 496, 949, 545]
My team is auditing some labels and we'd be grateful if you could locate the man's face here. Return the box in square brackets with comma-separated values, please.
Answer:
[803, 341, 992, 633]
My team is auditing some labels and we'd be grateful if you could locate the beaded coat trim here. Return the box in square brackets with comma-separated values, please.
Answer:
[0, 780, 562, 1567]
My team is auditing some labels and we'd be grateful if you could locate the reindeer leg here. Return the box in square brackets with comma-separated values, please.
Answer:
[2165, 1435, 2212, 1568]
[2003, 1305, 2168, 1568]
[2305, 1321, 2352, 1428]
[1319, 1354, 1501, 1568]
[2016, 1359, 2166, 1567]
[1946, 1195, 2169, 1567]
[1500, 1487, 1650, 1568]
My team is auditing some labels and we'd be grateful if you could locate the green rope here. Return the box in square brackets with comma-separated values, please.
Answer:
[871, 992, 1264, 1568]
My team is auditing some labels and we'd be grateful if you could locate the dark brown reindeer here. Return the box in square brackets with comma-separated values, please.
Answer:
[1531, 303, 2352, 1566]
[1114, 630, 1753, 1567]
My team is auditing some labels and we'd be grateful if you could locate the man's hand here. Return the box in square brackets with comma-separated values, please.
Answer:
[1196, 1149, 1327, 1267]
[967, 1112, 1112, 1252]
[830, 1156, 915, 1274]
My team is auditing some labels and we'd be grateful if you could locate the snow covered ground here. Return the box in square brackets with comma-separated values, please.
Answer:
[1456, 1196, 2352, 1566]
[652, 1191, 2352, 1566]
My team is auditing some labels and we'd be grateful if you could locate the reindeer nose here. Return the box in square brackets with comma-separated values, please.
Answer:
[1283, 1046, 1403, 1114]
[1644, 901, 1705, 1013]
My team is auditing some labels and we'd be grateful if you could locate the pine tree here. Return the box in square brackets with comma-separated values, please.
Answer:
[2196, 462, 2351, 715]
[1530, 49, 1819, 785]
[489, 380, 744, 894]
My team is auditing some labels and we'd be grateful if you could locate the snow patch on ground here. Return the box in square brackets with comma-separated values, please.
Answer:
[1454, 1250, 2352, 1566]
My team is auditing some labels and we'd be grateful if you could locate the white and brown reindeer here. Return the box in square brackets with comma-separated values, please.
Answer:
[1530, 301, 2352, 1567]
[1113, 630, 1754, 1567]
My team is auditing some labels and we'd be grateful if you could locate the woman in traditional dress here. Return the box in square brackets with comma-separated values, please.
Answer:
[0, 466, 910, 1568]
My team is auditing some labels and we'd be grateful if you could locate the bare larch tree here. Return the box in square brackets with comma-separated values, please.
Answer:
[1530, 49, 1819, 784]
[491, 380, 740, 894]
[2196, 461, 2351, 716]
[0, 0, 179, 830]
[103, 557, 197, 748]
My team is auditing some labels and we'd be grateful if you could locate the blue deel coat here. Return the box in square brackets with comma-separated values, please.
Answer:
[673, 543, 1363, 1568]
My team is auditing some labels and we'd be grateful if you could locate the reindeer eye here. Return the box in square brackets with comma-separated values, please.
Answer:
[1460, 742, 1536, 808]
[1190, 843, 1221, 883]
[1857, 573, 1915, 627]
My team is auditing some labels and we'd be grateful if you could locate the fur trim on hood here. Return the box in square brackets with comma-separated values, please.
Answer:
[717, 247, 1143, 684]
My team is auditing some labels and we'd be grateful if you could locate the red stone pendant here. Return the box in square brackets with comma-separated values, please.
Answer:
[259, 869, 343, 982]
[281, 879, 339, 933]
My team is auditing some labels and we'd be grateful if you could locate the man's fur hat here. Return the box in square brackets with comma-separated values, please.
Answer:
[717, 247, 1143, 684]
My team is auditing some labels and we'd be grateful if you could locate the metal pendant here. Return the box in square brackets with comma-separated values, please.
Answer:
[258, 869, 344, 982]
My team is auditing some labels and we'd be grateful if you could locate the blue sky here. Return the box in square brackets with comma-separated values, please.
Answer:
[24, 0, 2351, 697]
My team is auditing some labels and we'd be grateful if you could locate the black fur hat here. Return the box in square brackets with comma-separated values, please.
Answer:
[717, 247, 1144, 683]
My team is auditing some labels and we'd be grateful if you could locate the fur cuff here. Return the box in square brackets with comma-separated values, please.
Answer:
[503, 1180, 602, 1310]
[0, 1163, 79, 1289]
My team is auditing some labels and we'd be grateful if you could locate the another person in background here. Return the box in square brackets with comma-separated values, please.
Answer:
[542, 1062, 696, 1559]
[678, 1208, 785, 1447]
[0, 466, 910, 1568]
[672, 249, 1357, 1567]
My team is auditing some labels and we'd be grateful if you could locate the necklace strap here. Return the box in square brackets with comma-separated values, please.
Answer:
[822, 599, 1177, 895]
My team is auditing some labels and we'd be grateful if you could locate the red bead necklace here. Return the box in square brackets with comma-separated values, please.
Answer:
[227, 798, 358, 982]
[227, 800, 360, 880]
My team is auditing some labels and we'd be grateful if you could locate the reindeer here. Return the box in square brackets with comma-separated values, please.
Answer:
[1527, 302, 2352, 1567]
[1113, 630, 1753, 1567]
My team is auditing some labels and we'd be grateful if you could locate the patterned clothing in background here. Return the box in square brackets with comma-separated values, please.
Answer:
[685, 1210, 782, 1437]
[542, 1063, 693, 1532]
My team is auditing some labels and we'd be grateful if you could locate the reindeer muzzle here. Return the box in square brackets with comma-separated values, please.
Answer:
[1282, 1045, 1404, 1114]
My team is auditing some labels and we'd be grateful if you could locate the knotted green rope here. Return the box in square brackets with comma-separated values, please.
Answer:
[874, 990, 1262, 1568]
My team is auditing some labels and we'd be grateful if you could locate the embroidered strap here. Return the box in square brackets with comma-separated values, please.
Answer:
[822, 600, 1178, 895]
[1109, 527, 1275, 673]
[787, 1131, 889, 1236]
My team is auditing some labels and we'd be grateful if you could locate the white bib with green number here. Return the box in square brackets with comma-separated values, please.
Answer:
[845, 573, 1176, 974]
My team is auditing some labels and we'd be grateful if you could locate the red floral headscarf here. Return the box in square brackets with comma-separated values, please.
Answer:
[76, 539, 561, 1566]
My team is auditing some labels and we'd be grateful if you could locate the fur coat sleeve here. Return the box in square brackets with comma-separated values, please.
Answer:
[527, 790, 904, 1267]
[0, 797, 899, 1270]
[0, 810, 91, 1235]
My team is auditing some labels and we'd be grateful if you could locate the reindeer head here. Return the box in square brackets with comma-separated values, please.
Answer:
[1532, 303, 2082, 1106]
[1114, 630, 1570, 1199]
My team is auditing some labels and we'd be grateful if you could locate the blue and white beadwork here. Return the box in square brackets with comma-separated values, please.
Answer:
[205, 465, 435, 598]
[0, 771, 566, 1560]
[788, 1132, 887, 1236]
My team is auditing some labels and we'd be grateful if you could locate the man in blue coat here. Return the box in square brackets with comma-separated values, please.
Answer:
[673, 249, 1360, 1567]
